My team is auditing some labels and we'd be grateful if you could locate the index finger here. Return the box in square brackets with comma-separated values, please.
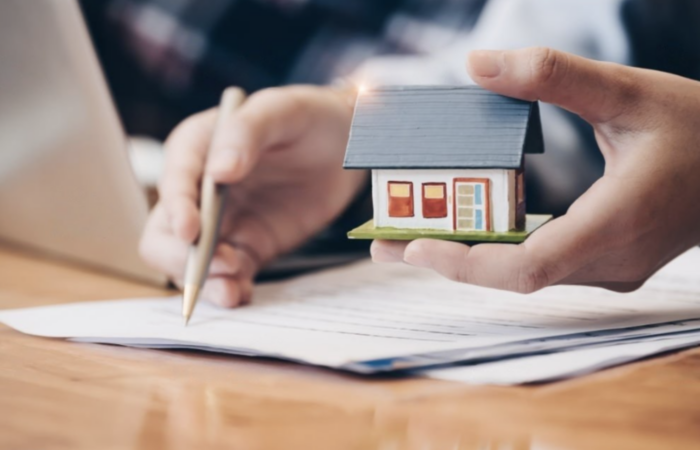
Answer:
[158, 109, 217, 241]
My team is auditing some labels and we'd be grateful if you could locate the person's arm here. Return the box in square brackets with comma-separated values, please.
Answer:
[373, 47, 700, 293]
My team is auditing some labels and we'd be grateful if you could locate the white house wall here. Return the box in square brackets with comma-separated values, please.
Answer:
[373, 169, 513, 232]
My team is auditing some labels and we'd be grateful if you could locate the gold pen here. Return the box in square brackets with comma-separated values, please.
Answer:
[182, 87, 247, 326]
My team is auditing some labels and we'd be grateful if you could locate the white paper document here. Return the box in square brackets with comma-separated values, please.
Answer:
[2, 249, 700, 381]
[424, 332, 700, 384]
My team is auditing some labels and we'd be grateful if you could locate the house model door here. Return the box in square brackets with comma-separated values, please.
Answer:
[453, 179, 490, 232]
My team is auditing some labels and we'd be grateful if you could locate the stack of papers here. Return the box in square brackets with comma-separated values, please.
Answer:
[2, 249, 700, 384]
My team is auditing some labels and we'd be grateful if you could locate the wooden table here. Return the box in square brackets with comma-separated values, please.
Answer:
[2, 246, 699, 450]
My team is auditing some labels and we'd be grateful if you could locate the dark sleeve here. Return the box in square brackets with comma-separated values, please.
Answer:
[622, 0, 700, 80]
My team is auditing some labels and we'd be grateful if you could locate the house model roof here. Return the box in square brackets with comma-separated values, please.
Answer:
[343, 85, 544, 170]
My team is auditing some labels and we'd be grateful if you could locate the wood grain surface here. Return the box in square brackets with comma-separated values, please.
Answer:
[1, 245, 699, 450]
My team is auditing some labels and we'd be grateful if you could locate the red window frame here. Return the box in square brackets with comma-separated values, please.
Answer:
[421, 183, 447, 218]
[387, 181, 414, 218]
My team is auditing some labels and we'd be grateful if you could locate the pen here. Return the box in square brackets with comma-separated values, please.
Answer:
[182, 87, 247, 326]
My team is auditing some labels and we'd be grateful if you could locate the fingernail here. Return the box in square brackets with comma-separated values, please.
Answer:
[199, 283, 217, 305]
[403, 248, 432, 269]
[201, 284, 232, 308]
[209, 246, 241, 276]
[469, 50, 504, 78]
[209, 258, 240, 276]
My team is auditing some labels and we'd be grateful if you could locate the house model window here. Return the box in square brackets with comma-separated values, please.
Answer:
[387, 181, 413, 217]
[343, 85, 550, 243]
[422, 183, 447, 218]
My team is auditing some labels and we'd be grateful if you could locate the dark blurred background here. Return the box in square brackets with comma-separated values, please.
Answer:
[80, 0, 487, 140]
[80, 0, 700, 219]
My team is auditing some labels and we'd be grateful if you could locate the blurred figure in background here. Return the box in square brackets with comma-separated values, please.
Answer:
[81, 0, 700, 216]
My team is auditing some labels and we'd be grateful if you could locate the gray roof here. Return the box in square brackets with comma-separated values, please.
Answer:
[343, 86, 544, 170]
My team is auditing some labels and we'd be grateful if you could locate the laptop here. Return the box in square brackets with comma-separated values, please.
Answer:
[0, 0, 165, 284]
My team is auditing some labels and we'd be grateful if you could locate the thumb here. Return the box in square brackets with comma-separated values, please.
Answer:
[467, 47, 642, 126]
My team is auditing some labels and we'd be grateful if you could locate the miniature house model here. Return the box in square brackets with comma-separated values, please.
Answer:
[344, 86, 549, 242]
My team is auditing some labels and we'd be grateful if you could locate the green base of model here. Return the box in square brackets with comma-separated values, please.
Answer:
[348, 214, 552, 243]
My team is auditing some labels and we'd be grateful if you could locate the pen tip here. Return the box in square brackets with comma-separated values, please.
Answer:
[182, 284, 199, 327]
